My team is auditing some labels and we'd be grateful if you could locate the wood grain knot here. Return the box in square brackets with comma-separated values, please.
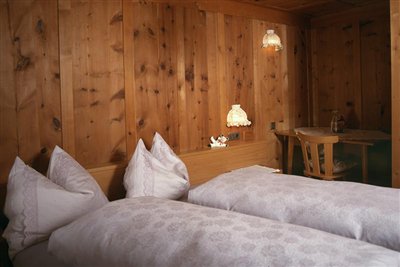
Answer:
[111, 43, 123, 53]
[90, 101, 100, 107]
[185, 68, 194, 82]
[111, 89, 125, 101]
[236, 79, 242, 89]
[35, 19, 45, 39]
[138, 119, 145, 128]
[110, 11, 123, 25]
[53, 117, 61, 131]
[147, 27, 155, 36]
[15, 55, 31, 71]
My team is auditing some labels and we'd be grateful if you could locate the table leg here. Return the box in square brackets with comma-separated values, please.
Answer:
[361, 145, 368, 183]
[288, 136, 294, 174]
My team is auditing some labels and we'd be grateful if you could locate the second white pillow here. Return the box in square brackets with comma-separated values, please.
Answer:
[124, 139, 189, 199]
[150, 132, 189, 181]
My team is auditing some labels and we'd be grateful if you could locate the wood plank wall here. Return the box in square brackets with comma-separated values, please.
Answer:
[0, 0, 61, 178]
[310, 2, 391, 131]
[60, 0, 127, 166]
[0, 0, 308, 186]
[391, 0, 400, 188]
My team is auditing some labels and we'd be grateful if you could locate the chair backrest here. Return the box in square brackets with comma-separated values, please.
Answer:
[296, 132, 341, 180]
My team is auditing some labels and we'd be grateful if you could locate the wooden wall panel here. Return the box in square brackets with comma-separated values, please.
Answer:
[1, 0, 396, 188]
[224, 15, 254, 139]
[253, 21, 284, 139]
[176, 5, 188, 151]
[33, 1, 62, 171]
[360, 17, 391, 132]
[216, 13, 228, 137]
[131, 2, 188, 151]
[60, 0, 126, 166]
[287, 25, 309, 128]
[391, 0, 400, 188]
[132, 2, 161, 148]
[0, 0, 61, 179]
[122, 0, 137, 158]
[182, 7, 209, 151]
[0, 0, 310, 184]
[252, 21, 286, 168]
[310, 6, 391, 131]
[9, 1, 40, 167]
[312, 23, 361, 128]
[0, 0, 18, 183]
[205, 12, 222, 139]
[310, 5, 393, 186]
[59, 0, 75, 156]
[158, 3, 180, 150]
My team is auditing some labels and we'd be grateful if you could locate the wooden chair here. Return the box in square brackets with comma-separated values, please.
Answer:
[296, 132, 355, 180]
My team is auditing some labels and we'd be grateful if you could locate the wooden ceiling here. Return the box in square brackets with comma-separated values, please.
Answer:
[233, 0, 386, 17]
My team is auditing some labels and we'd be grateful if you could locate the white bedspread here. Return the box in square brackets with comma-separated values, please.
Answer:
[48, 197, 399, 267]
[188, 165, 400, 251]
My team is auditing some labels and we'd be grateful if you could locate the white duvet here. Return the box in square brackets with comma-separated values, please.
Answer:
[188, 165, 400, 251]
[48, 197, 399, 267]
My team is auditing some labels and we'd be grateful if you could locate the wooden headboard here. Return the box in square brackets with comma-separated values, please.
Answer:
[89, 140, 272, 200]
[0, 141, 273, 206]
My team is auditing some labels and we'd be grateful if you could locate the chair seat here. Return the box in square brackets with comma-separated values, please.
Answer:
[309, 158, 357, 174]
[322, 159, 357, 174]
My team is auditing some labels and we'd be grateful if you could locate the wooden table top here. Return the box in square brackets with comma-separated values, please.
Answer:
[275, 127, 391, 141]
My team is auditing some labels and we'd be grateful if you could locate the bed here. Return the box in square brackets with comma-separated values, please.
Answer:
[1, 139, 400, 266]
[188, 165, 400, 252]
[9, 197, 400, 267]
[48, 197, 399, 266]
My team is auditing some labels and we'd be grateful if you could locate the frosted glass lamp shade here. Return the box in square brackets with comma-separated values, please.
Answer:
[226, 104, 251, 127]
[262, 29, 283, 51]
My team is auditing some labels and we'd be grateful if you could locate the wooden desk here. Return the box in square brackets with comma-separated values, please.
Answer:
[275, 127, 391, 183]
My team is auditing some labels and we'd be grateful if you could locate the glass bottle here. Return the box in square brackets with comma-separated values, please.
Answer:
[330, 110, 339, 133]
[337, 115, 345, 133]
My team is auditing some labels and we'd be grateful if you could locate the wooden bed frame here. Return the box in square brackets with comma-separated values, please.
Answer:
[0, 140, 272, 206]
[89, 140, 272, 200]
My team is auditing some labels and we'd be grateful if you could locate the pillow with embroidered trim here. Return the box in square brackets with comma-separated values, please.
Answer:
[150, 132, 189, 182]
[124, 139, 189, 199]
[2, 146, 108, 259]
[47, 146, 108, 207]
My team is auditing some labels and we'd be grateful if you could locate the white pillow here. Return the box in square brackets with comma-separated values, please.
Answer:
[124, 139, 189, 199]
[150, 132, 189, 181]
[2, 146, 108, 259]
[47, 146, 108, 206]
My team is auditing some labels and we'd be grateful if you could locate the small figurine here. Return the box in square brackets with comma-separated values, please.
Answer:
[209, 134, 229, 148]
